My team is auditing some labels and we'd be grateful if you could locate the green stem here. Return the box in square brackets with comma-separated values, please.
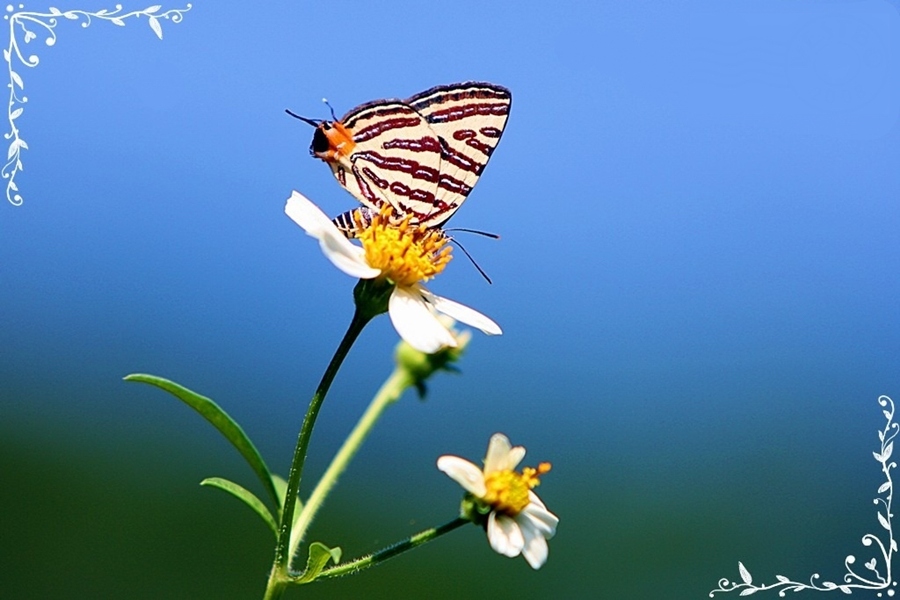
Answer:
[263, 308, 372, 600]
[288, 366, 414, 563]
[313, 518, 469, 580]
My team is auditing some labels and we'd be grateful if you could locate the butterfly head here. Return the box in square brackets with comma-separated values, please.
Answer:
[285, 109, 356, 165]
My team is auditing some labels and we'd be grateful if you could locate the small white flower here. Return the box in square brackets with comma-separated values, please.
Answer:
[285, 191, 501, 354]
[438, 433, 558, 569]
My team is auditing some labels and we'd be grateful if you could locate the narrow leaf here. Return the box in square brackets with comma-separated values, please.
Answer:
[892, 538, 898, 552]
[10, 71, 24, 89]
[878, 481, 890, 494]
[874, 451, 884, 462]
[776, 575, 789, 583]
[878, 512, 890, 531]
[7, 141, 17, 160]
[272, 475, 287, 513]
[9, 180, 17, 191]
[63, 12, 79, 20]
[294, 542, 342, 584]
[201, 477, 277, 537]
[145, 4, 162, 12]
[3, 49, 9, 62]
[49, 6, 63, 15]
[884, 442, 893, 461]
[738, 561, 753, 585]
[10, 108, 23, 121]
[148, 16, 162, 40]
[17, 139, 27, 150]
[111, 17, 125, 26]
[739, 588, 757, 596]
[124, 373, 280, 511]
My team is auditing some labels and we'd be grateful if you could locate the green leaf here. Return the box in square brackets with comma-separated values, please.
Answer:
[294, 542, 342, 584]
[124, 373, 280, 511]
[201, 477, 277, 537]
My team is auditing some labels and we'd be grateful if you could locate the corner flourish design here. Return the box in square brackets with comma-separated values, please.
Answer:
[710, 395, 898, 597]
[2, 2, 192, 206]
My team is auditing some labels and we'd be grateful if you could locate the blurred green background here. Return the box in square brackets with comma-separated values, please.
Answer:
[1, 392, 886, 598]
[3, 0, 899, 598]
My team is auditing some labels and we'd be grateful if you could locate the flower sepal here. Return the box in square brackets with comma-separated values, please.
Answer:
[458, 493, 493, 526]
[353, 278, 393, 320]
[395, 327, 471, 398]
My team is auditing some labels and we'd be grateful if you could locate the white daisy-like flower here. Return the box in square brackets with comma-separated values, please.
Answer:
[437, 433, 558, 569]
[285, 191, 501, 354]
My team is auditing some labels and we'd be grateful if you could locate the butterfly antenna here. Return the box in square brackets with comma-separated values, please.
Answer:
[449, 237, 493, 285]
[285, 109, 321, 127]
[443, 227, 500, 240]
[322, 97, 338, 121]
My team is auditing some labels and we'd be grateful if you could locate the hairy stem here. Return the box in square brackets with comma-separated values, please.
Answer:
[314, 518, 468, 580]
[263, 309, 371, 600]
[289, 367, 414, 561]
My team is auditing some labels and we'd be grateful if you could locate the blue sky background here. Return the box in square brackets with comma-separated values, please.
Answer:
[2, 1, 900, 598]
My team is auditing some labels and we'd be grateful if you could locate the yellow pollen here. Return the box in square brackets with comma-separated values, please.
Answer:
[356, 205, 452, 287]
[483, 462, 552, 516]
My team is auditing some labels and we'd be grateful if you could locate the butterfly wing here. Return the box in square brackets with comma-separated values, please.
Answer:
[333, 100, 448, 223]
[405, 82, 512, 227]
[315, 82, 511, 232]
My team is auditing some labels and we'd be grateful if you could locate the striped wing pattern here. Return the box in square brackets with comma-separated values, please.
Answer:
[407, 83, 511, 226]
[328, 82, 511, 229]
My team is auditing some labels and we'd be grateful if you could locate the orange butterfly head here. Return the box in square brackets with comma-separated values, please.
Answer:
[311, 120, 356, 163]
[285, 109, 356, 165]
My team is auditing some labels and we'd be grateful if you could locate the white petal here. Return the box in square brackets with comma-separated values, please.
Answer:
[318, 228, 381, 279]
[519, 518, 550, 569]
[436, 455, 487, 497]
[488, 512, 524, 557]
[484, 433, 513, 473]
[527, 490, 548, 510]
[389, 287, 457, 353]
[506, 446, 527, 471]
[521, 495, 559, 538]
[418, 287, 502, 335]
[284, 190, 334, 237]
[285, 191, 380, 279]
[484, 434, 526, 473]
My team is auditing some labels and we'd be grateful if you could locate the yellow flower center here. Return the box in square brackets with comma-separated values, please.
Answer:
[356, 206, 452, 287]
[483, 462, 552, 516]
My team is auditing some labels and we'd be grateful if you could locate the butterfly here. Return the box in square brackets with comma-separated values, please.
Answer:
[288, 81, 511, 236]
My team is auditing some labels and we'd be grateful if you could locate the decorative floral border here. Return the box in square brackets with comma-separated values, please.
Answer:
[2, 3, 192, 206]
[710, 395, 898, 597]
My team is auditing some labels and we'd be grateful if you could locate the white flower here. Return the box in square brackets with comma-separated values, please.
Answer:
[437, 433, 558, 569]
[285, 191, 501, 354]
